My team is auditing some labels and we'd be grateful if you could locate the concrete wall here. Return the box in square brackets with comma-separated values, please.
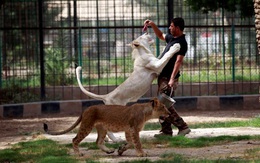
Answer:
[0, 94, 259, 119]
[31, 82, 259, 101]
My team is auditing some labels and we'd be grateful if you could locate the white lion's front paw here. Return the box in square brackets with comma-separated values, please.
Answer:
[171, 43, 180, 50]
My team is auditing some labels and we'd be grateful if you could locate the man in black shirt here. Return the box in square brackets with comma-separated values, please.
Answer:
[144, 17, 191, 136]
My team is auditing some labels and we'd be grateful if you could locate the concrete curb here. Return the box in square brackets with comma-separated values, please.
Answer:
[0, 95, 259, 118]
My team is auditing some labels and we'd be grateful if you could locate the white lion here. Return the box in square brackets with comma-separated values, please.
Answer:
[76, 33, 180, 142]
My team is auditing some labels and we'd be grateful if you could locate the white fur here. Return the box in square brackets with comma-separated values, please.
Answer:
[76, 33, 180, 142]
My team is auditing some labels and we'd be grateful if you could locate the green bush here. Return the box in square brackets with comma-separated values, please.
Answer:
[44, 48, 73, 86]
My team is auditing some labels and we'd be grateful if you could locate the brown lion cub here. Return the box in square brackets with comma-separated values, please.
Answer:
[44, 98, 169, 157]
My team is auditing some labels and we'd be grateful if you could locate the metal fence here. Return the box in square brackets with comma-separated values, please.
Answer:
[0, 0, 259, 105]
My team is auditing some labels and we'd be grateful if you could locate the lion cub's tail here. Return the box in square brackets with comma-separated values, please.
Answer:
[43, 115, 82, 135]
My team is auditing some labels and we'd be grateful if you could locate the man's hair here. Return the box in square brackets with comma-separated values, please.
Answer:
[171, 17, 185, 31]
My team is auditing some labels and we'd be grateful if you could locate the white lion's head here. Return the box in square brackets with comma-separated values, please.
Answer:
[130, 33, 154, 48]
[129, 33, 154, 60]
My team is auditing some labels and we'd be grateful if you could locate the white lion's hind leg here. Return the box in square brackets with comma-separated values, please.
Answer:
[97, 142, 115, 154]
[107, 132, 124, 143]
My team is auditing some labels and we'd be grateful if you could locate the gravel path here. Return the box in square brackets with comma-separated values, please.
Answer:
[1, 109, 260, 162]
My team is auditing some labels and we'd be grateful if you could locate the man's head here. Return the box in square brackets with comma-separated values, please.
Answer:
[169, 17, 185, 37]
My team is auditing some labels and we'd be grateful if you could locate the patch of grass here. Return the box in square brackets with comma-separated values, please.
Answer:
[151, 135, 260, 148]
[244, 147, 260, 160]
[120, 152, 252, 163]
[1, 135, 260, 163]
[85, 160, 101, 163]
[119, 159, 153, 163]
[160, 153, 187, 162]
[64, 141, 122, 151]
[0, 139, 77, 163]
[144, 122, 161, 130]
[190, 117, 260, 129]
[143, 117, 260, 131]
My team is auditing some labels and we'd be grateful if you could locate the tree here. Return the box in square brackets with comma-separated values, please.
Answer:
[254, 0, 260, 55]
[185, 0, 254, 18]
[185, 0, 259, 56]
[1, 1, 61, 67]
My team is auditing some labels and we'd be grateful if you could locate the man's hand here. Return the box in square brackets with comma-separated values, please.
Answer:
[144, 19, 153, 26]
[168, 78, 174, 88]
[144, 19, 165, 40]
[168, 78, 178, 90]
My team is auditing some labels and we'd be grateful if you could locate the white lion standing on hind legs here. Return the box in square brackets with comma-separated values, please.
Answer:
[76, 32, 180, 142]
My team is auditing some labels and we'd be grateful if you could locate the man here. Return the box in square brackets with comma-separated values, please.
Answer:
[144, 17, 191, 136]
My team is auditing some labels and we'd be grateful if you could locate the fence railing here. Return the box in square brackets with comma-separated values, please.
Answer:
[0, 0, 259, 105]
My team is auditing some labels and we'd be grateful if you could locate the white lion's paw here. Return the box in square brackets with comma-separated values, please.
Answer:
[76, 66, 82, 71]
[172, 43, 180, 49]
[112, 137, 124, 143]
[106, 148, 115, 154]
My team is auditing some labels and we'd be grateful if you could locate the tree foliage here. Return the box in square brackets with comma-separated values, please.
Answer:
[1, 1, 62, 66]
[185, 0, 254, 18]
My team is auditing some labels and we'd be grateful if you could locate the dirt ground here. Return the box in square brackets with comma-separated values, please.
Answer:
[0, 109, 260, 162]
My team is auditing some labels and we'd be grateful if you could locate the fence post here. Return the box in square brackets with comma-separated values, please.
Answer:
[0, 31, 2, 88]
[231, 24, 235, 82]
[167, 0, 173, 26]
[222, 9, 226, 71]
[78, 28, 83, 82]
[38, 0, 45, 100]
[73, 0, 78, 67]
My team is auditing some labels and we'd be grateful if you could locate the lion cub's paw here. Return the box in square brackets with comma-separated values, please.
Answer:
[118, 144, 127, 156]
[137, 151, 148, 157]
[73, 151, 84, 157]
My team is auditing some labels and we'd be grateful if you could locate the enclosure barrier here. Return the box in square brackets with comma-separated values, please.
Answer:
[0, 0, 259, 106]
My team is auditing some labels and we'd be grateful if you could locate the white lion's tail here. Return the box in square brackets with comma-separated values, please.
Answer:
[76, 66, 105, 101]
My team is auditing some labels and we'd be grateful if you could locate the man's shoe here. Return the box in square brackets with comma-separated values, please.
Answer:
[154, 132, 172, 138]
[177, 128, 191, 136]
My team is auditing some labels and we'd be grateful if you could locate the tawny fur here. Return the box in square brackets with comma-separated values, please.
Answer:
[44, 98, 170, 157]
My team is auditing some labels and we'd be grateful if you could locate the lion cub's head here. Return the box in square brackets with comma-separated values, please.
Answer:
[150, 98, 170, 118]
